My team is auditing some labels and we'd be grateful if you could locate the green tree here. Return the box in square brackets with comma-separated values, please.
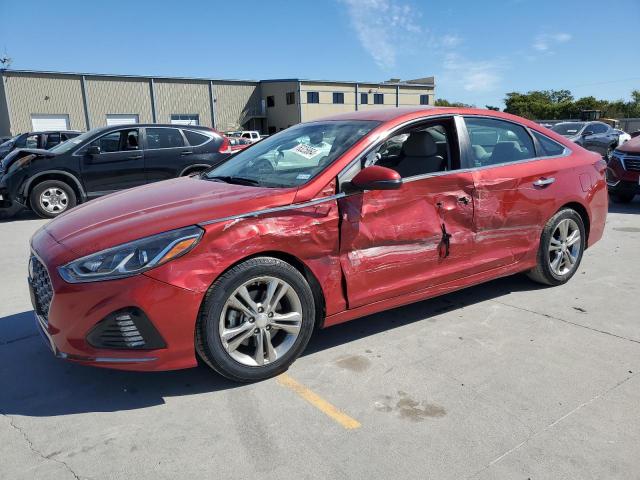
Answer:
[434, 98, 475, 108]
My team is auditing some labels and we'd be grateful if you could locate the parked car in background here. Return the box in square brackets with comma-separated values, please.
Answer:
[27, 107, 607, 382]
[225, 131, 242, 138]
[607, 134, 640, 203]
[551, 121, 619, 160]
[0, 124, 230, 218]
[614, 129, 631, 146]
[0, 135, 13, 144]
[228, 137, 252, 152]
[240, 131, 261, 143]
[0, 131, 81, 160]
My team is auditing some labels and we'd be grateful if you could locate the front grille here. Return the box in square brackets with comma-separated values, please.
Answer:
[86, 308, 166, 350]
[30, 256, 53, 321]
[624, 156, 640, 172]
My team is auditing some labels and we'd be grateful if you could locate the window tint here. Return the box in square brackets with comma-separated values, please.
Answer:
[307, 92, 319, 104]
[45, 133, 61, 149]
[464, 117, 535, 167]
[266, 96, 275, 107]
[183, 130, 210, 146]
[420, 94, 429, 105]
[286, 92, 296, 105]
[146, 128, 185, 149]
[333, 92, 344, 104]
[90, 129, 139, 153]
[589, 123, 608, 134]
[374, 93, 384, 104]
[61, 132, 79, 141]
[360, 93, 368, 104]
[25, 134, 39, 149]
[532, 131, 566, 157]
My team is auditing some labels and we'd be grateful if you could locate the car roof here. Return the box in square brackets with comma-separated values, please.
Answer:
[308, 106, 550, 129]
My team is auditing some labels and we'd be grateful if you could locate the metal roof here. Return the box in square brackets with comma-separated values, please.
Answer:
[1, 69, 434, 87]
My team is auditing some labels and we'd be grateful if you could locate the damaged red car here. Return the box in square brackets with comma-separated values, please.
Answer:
[29, 108, 608, 381]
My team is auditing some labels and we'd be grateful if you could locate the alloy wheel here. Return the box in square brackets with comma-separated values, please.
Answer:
[548, 218, 581, 276]
[39, 187, 69, 214]
[218, 276, 302, 367]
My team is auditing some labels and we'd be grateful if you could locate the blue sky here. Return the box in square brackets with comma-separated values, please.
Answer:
[1, 0, 639, 108]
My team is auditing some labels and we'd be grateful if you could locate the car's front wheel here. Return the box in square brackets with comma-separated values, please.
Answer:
[527, 208, 586, 286]
[30, 180, 77, 218]
[196, 257, 316, 382]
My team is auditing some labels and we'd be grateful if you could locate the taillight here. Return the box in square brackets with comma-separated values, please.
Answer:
[218, 136, 231, 154]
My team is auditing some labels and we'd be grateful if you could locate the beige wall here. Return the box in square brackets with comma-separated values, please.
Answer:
[0, 75, 11, 136]
[2, 72, 86, 133]
[154, 79, 211, 126]
[261, 81, 300, 132]
[85, 77, 153, 127]
[213, 82, 261, 132]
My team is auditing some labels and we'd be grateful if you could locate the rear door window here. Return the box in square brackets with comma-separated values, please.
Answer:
[464, 117, 535, 168]
[145, 128, 185, 149]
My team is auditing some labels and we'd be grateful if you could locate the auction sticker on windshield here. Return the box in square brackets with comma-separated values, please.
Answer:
[292, 143, 322, 160]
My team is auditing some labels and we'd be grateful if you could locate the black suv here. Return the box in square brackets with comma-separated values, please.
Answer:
[0, 124, 230, 218]
[0, 131, 82, 160]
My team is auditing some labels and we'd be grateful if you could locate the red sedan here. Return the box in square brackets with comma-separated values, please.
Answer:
[29, 108, 608, 382]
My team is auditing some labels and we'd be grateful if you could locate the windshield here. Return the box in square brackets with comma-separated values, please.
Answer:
[204, 120, 379, 188]
[551, 122, 585, 136]
[48, 130, 95, 154]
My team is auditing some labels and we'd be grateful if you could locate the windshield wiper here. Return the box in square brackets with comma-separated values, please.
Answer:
[206, 175, 261, 186]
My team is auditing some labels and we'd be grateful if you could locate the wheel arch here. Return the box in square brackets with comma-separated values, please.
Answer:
[179, 164, 212, 176]
[208, 250, 327, 330]
[559, 201, 590, 244]
[23, 170, 86, 206]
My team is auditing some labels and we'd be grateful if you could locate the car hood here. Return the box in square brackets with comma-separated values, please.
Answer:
[617, 135, 640, 154]
[1, 148, 54, 169]
[43, 176, 297, 257]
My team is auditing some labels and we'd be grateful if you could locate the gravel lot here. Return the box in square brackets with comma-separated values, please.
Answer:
[1, 202, 639, 480]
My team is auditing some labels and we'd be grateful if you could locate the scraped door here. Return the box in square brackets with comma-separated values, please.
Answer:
[338, 172, 476, 309]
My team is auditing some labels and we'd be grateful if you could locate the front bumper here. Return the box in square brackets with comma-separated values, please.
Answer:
[30, 228, 204, 371]
[607, 153, 640, 194]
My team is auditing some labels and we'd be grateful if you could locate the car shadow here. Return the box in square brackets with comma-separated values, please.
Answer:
[0, 274, 545, 418]
[0, 207, 41, 223]
[608, 197, 640, 214]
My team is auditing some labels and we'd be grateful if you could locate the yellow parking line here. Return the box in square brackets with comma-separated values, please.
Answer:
[276, 373, 361, 430]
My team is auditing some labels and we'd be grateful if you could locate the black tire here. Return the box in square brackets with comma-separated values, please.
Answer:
[29, 180, 77, 219]
[196, 257, 316, 382]
[610, 192, 635, 204]
[527, 208, 586, 286]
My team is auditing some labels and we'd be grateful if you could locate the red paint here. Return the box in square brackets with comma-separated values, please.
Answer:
[30, 107, 608, 371]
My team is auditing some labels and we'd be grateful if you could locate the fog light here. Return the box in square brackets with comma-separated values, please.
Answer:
[86, 307, 166, 350]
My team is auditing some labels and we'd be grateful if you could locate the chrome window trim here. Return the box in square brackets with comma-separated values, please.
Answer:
[198, 193, 345, 226]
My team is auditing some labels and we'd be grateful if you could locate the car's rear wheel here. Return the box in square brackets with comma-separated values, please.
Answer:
[196, 257, 316, 382]
[30, 180, 77, 218]
[527, 208, 585, 286]
[610, 192, 635, 204]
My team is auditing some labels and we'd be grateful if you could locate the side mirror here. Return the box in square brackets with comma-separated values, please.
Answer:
[86, 145, 101, 155]
[351, 165, 402, 191]
[582, 130, 594, 137]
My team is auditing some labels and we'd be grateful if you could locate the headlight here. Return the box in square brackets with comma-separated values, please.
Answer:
[58, 226, 204, 283]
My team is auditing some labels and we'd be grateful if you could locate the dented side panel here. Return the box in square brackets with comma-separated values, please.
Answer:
[338, 172, 476, 308]
[144, 195, 347, 316]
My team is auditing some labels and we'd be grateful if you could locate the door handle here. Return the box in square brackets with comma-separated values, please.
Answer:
[180, 150, 193, 156]
[128, 154, 143, 159]
[533, 177, 555, 187]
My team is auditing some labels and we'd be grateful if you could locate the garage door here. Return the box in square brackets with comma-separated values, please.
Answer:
[31, 114, 70, 132]
[106, 114, 139, 126]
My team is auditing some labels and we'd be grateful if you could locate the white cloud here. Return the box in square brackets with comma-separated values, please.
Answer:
[443, 53, 504, 92]
[441, 34, 462, 48]
[340, 0, 422, 69]
[532, 32, 572, 52]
